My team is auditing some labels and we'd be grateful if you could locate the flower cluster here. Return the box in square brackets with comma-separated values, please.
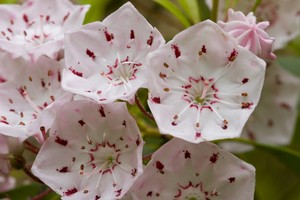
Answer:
[0, 0, 299, 199]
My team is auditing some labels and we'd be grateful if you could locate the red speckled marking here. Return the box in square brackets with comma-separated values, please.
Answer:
[171, 44, 181, 58]
[55, 136, 68, 146]
[64, 188, 78, 196]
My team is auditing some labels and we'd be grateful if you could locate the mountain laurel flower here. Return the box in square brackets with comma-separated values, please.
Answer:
[32, 101, 144, 200]
[218, 9, 276, 60]
[0, 56, 72, 143]
[0, 0, 89, 62]
[223, 62, 300, 152]
[62, 2, 165, 104]
[147, 20, 266, 143]
[124, 138, 255, 200]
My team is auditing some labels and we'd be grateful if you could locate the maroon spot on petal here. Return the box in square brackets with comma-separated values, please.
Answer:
[222, 124, 228, 129]
[228, 177, 236, 183]
[7, 28, 13, 34]
[86, 49, 96, 60]
[152, 97, 161, 104]
[115, 189, 122, 197]
[136, 138, 141, 146]
[159, 72, 167, 79]
[95, 195, 100, 200]
[227, 49, 238, 62]
[195, 132, 201, 139]
[10, 19, 14, 25]
[242, 78, 249, 84]
[184, 150, 191, 159]
[122, 120, 126, 127]
[280, 102, 291, 110]
[58, 71, 61, 82]
[18, 87, 25, 97]
[241, 102, 253, 109]
[63, 12, 70, 22]
[41, 79, 46, 87]
[69, 67, 83, 77]
[55, 136, 68, 146]
[147, 191, 153, 197]
[130, 30, 135, 39]
[56, 166, 69, 173]
[147, 35, 153, 46]
[63, 188, 78, 196]
[78, 120, 85, 126]
[171, 121, 177, 126]
[171, 44, 181, 58]
[210, 153, 219, 164]
[0, 120, 9, 125]
[23, 14, 29, 23]
[98, 106, 106, 117]
[198, 45, 207, 56]
[131, 168, 137, 176]
[155, 161, 164, 174]
[104, 29, 114, 42]
[202, 45, 207, 53]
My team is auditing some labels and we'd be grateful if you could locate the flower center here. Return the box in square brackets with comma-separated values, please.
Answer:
[102, 57, 142, 91]
[194, 96, 205, 105]
[174, 181, 218, 200]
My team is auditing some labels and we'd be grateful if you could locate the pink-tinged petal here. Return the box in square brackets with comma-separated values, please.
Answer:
[62, 2, 165, 104]
[217, 0, 300, 50]
[0, 56, 72, 142]
[32, 101, 144, 199]
[218, 9, 276, 60]
[147, 20, 266, 143]
[125, 138, 255, 200]
[223, 62, 300, 152]
[0, 0, 89, 62]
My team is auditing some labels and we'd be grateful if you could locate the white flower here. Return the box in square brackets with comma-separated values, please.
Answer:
[32, 101, 144, 199]
[0, 56, 72, 143]
[147, 20, 266, 143]
[62, 2, 165, 104]
[124, 138, 255, 200]
[0, 0, 89, 62]
[223, 62, 300, 152]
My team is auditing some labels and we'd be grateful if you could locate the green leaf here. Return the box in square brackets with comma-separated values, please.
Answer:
[277, 56, 300, 77]
[0, 183, 44, 200]
[197, 0, 211, 20]
[177, 0, 200, 23]
[0, 0, 17, 3]
[239, 149, 300, 200]
[154, 0, 191, 27]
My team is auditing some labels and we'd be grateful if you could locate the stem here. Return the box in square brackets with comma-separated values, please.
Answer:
[135, 94, 155, 121]
[31, 188, 53, 200]
[23, 166, 44, 184]
[24, 141, 39, 154]
[211, 0, 219, 22]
